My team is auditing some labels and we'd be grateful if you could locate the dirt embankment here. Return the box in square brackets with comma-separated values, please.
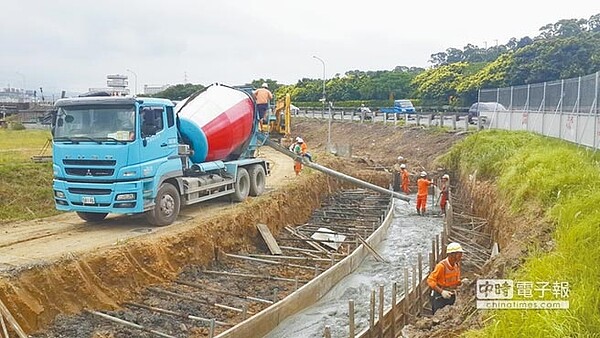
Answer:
[0, 120, 464, 335]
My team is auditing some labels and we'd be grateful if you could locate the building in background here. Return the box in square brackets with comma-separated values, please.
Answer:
[144, 84, 171, 95]
[88, 74, 130, 96]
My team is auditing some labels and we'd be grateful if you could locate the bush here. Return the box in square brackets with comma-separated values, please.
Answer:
[10, 122, 25, 130]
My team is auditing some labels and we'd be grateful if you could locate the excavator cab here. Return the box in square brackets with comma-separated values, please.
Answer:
[266, 93, 293, 148]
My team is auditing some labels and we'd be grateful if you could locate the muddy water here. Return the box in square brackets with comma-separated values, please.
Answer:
[264, 196, 444, 338]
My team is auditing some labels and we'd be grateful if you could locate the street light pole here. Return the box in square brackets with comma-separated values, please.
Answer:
[312, 55, 330, 148]
[126, 69, 138, 96]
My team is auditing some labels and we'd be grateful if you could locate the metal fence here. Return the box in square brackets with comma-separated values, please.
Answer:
[479, 71, 600, 149]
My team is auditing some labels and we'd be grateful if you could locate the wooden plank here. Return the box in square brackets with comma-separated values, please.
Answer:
[256, 223, 282, 255]
[0, 298, 27, 338]
[0, 314, 9, 338]
[356, 234, 388, 263]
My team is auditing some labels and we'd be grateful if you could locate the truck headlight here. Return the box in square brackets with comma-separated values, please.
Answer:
[116, 193, 136, 201]
[54, 190, 65, 198]
[123, 171, 137, 177]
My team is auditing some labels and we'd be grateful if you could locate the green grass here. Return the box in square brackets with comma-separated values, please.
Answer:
[443, 130, 600, 337]
[0, 129, 58, 222]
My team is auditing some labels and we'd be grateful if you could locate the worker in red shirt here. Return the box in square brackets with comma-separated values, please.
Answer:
[427, 242, 463, 313]
[416, 171, 433, 215]
[439, 174, 450, 216]
[253, 83, 273, 124]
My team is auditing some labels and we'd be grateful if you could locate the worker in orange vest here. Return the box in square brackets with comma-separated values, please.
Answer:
[427, 242, 464, 314]
[400, 163, 410, 194]
[416, 171, 433, 215]
[292, 138, 304, 176]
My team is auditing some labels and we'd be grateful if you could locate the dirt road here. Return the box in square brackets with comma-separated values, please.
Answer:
[0, 147, 295, 273]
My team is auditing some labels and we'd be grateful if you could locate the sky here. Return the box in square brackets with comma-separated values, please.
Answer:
[1, 0, 599, 95]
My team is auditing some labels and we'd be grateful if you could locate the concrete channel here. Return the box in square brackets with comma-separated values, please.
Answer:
[215, 193, 444, 338]
[262, 195, 443, 338]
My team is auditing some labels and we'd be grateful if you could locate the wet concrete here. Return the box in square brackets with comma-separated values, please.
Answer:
[264, 195, 444, 338]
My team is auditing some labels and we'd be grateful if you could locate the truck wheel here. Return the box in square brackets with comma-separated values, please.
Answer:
[146, 182, 180, 226]
[248, 164, 266, 196]
[76, 212, 108, 222]
[231, 167, 250, 202]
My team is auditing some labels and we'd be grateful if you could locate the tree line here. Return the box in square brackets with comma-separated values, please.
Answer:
[155, 13, 600, 108]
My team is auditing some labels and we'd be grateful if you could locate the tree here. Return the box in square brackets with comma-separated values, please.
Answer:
[153, 83, 205, 101]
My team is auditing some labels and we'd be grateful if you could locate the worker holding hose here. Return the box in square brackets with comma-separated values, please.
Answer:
[416, 171, 433, 215]
[428, 242, 463, 314]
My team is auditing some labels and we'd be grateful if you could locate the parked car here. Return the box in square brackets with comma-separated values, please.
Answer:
[468, 102, 507, 124]
[290, 104, 300, 116]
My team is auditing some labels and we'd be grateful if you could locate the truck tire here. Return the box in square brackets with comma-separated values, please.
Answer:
[76, 212, 108, 222]
[145, 182, 180, 226]
[248, 164, 266, 196]
[230, 167, 250, 202]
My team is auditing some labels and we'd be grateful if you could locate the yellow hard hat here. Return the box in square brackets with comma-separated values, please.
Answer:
[447, 242, 464, 254]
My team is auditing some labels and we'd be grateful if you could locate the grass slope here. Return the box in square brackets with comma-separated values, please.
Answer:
[442, 130, 600, 337]
[0, 129, 58, 222]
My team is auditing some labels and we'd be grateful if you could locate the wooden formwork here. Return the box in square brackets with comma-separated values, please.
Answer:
[216, 197, 396, 338]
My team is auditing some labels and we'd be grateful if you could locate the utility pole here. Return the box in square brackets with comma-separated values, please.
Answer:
[126, 69, 138, 96]
[312, 55, 329, 149]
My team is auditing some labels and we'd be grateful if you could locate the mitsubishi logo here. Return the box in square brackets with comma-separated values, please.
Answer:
[86, 169, 92, 176]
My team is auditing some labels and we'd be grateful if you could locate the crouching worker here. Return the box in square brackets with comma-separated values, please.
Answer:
[427, 242, 464, 314]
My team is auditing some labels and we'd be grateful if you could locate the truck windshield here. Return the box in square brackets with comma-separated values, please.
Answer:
[54, 105, 136, 142]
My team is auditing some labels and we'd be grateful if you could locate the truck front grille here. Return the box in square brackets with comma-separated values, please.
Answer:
[63, 159, 116, 166]
[68, 188, 112, 195]
[65, 168, 115, 176]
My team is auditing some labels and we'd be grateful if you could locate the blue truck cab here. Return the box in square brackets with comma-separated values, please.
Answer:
[52, 93, 268, 226]
[52, 96, 181, 222]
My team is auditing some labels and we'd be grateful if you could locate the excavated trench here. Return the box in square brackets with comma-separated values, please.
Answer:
[32, 189, 391, 338]
[0, 155, 392, 338]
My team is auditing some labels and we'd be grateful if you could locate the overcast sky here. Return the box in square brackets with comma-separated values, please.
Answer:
[1, 1, 598, 94]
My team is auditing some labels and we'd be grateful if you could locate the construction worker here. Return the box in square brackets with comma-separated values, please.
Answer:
[416, 171, 433, 215]
[439, 174, 450, 216]
[292, 140, 303, 176]
[427, 242, 464, 314]
[392, 156, 406, 192]
[253, 83, 273, 124]
[400, 164, 410, 194]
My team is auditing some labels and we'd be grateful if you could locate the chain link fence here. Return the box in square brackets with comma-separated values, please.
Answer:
[479, 71, 600, 148]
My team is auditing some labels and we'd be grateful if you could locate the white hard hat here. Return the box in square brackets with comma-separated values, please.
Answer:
[262, 82, 269, 88]
[400, 164, 406, 169]
[397, 156, 404, 161]
[420, 171, 427, 177]
[442, 174, 450, 179]
[447, 242, 464, 254]
[297, 138, 304, 143]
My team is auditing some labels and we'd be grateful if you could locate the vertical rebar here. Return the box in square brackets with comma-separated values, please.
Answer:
[349, 299, 355, 338]
[370, 289, 375, 328]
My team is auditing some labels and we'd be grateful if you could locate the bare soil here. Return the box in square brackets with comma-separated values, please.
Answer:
[0, 119, 466, 336]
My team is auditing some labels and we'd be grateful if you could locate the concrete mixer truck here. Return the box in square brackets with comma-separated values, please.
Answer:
[51, 84, 269, 226]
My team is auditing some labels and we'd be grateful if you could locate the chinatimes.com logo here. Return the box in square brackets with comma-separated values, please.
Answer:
[476, 279, 569, 310]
